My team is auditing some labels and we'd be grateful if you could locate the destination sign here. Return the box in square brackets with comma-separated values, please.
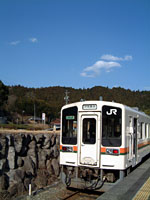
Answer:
[66, 116, 75, 120]
[82, 104, 97, 110]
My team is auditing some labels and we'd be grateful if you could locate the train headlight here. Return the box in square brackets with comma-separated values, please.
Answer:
[62, 146, 73, 152]
[106, 148, 119, 155]
[106, 148, 113, 154]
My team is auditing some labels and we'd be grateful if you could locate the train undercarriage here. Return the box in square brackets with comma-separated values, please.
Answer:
[61, 165, 126, 191]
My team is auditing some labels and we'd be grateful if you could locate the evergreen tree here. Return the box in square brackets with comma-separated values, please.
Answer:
[0, 80, 9, 110]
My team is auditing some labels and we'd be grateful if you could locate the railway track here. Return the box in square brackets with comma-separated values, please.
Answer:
[56, 187, 103, 200]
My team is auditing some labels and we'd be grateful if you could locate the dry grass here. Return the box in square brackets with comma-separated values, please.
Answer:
[0, 127, 60, 135]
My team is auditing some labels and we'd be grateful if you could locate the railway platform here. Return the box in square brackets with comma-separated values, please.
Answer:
[97, 155, 150, 200]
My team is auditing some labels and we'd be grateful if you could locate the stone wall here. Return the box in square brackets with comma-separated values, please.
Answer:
[0, 132, 60, 199]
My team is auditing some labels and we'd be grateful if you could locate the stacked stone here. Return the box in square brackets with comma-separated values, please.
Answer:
[0, 132, 60, 199]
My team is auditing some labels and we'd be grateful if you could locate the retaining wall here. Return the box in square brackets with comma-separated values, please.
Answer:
[0, 131, 60, 199]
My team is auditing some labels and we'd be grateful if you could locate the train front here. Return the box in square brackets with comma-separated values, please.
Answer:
[60, 101, 124, 190]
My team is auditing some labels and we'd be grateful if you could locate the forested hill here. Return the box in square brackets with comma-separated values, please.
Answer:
[7, 85, 150, 119]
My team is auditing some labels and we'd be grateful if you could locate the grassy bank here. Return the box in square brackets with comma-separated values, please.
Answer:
[0, 123, 50, 130]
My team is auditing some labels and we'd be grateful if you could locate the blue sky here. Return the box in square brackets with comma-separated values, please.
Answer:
[0, 0, 150, 91]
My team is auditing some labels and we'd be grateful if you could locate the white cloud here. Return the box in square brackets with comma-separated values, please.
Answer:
[80, 54, 132, 78]
[9, 37, 38, 46]
[80, 72, 95, 78]
[29, 38, 38, 43]
[80, 60, 121, 78]
[124, 55, 133, 61]
[100, 54, 132, 61]
[9, 40, 20, 46]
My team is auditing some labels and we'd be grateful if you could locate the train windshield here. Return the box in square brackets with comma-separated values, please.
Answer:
[102, 106, 122, 147]
[62, 106, 78, 145]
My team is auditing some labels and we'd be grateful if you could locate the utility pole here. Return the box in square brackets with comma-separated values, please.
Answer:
[34, 103, 36, 123]
[64, 90, 69, 105]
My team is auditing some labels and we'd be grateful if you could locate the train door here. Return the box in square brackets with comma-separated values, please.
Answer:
[128, 117, 138, 165]
[128, 117, 133, 161]
[79, 113, 100, 167]
[133, 118, 138, 163]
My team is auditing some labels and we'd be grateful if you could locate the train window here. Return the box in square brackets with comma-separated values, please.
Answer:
[141, 123, 145, 139]
[62, 106, 78, 145]
[102, 106, 122, 147]
[82, 118, 96, 144]
[146, 124, 148, 138]
[139, 123, 142, 139]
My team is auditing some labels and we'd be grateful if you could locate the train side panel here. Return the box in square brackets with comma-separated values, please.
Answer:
[125, 108, 150, 168]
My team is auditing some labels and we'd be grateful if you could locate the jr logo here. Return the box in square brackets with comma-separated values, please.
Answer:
[106, 109, 117, 115]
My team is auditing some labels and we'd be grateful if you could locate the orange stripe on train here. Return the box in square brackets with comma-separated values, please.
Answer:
[120, 147, 129, 154]
[73, 146, 78, 152]
[101, 147, 106, 153]
[138, 141, 149, 149]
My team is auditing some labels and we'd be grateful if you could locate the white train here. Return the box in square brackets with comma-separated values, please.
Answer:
[60, 101, 150, 190]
